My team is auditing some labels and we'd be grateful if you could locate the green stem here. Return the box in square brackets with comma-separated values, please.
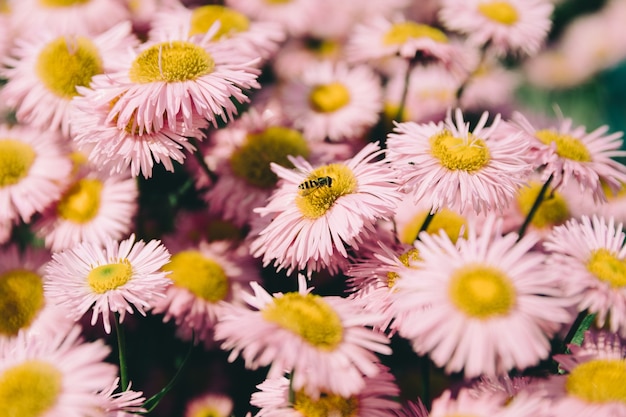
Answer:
[189, 136, 218, 184]
[288, 371, 295, 404]
[415, 211, 435, 242]
[562, 310, 596, 353]
[113, 314, 129, 391]
[394, 58, 416, 123]
[517, 174, 553, 241]
[455, 42, 490, 105]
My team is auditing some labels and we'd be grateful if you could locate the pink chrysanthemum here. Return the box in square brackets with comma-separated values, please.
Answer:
[0, 326, 118, 417]
[391, 215, 572, 377]
[506, 112, 626, 202]
[250, 364, 400, 417]
[0, 22, 138, 135]
[44, 234, 171, 334]
[439, 0, 554, 56]
[250, 142, 402, 275]
[214, 276, 392, 398]
[225, 0, 317, 37]
[33, 168, 138, 252]
[386, 108, 532, 214]
[281, 61, 383, 142]
[543, 215, 626, 336]
[98, 20, 261, 135]
[99, 378, 146, 417]
[0, 124, 72, 223]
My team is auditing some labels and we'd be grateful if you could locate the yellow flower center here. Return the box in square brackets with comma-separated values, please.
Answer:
[0, 269, 45, 336]
[477, 1, 519, 26]
[305, 38, 340, 57]
[87, 260, 133, 294]
[400, 209, 467, 244]
[265, 0, 291, 4]
[229, 126, 309, 189]
[293, 390, 359, 417]
[566, 359, 626, 404]
[586, 248, 626, 288]
[36, 36, 103, 99]
[309, 82, 351, 113]
[295, 164, 358, 220]
[516, 181, 569, 229]
[262, 292, 343, 350]
[190, 406, 223, 417]
[535, 129, 592, 162]
[383, 22, 448, 45]
[387, 248, 421, 288]
[430, 130, 491, 172]
[448, 264, 516, 319]
[0, 139, 36, 187]
[0, 360, 62, 417]
[189, 5, 250, 40]
[129, 41, 215, 83]
[57, 178, 103, 223]
[38, 0, 89, 7]
[164, 250, 229, 302]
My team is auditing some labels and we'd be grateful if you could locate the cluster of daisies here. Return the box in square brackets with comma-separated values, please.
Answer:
[1, 0, 626, 416]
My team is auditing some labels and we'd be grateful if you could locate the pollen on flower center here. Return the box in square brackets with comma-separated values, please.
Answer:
[295, 164, 358, 220]
[293, 389, 359, 417]
[57, 178, 103, 223]
[309, 82, 351, 113]
[430, 130, 491, 172]
[164, 250, 229, 302]
[262, 292, 344, 350]
[189, 5, 250, 40]
[230, 126, 310, 189]
[400, 209, 467, 244]
[189, 406, 223, 417]
[0, 269, 45, 336]
[535, 129, 592, 162]
[388, 248, 421, 288]
[566, 359, 626, 404]
[87, 259, 133, 294]
[36, 36, 103, 98]
[477, 1, 519, 26]
[448, 264, 516, 319]
[516, 181, 569, 229]
[0, 139, 36, 187]
[129, 41, 215, 84]
[0, 360, 62, 417]
[383, 22, 448, 46]
[586, 248, 626, 288]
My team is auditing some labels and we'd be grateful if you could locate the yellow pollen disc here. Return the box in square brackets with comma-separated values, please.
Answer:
[189, 5, 250, 40]
[586, 248, 626, 288]
[305, 38, 340, 57]
[129, 41, 215, 84]
[0, 360, 62, 417]
[293, 390, 359, 417]
[400, 209, 468, 244]
[430, 130, 491, 172]
[87, 259, 133, 294]
[0, 0, 9, 13]
[448, 264, 516, 319]
[36, 36, 103, 98]
[265, 0, 291, 4]
[190, 406, 223, 417]
[230, 126, 310, 189]
[398, 247, 420, 267]
[602, 180, 626, 201]
[0, 139, 36, 187]
[295, 164, 358, 220]
[39, 0, 89, 7]
[57, 178, 103, 223]
[566, 359, 626, 404]
[262, 292, 343, 350]
[386, 271, 399, 288]
[516, 181, 569, 229]
[0, 269, 45, 336]
[535, 129, 592, 162]
[309, 82, 351, 113]
[477, 1, 519, 26]
[163, 250, 229, 302]
[383, 22, 448, 46]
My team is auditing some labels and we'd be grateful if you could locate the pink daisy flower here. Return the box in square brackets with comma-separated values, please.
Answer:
[184, 393, 233, 417]
[99, 378, 146, 417]
[33, 168, 138, 252]
[250, 364, 400, 417]
[281, 61, 383, 142]
[44, 234, 171, 334]
[0, 124, 72, 224]
[543, 215, 626, 336]
[386, 108, 532, 214]
[506, 112, 626, 202]
[152, 240, 260, 346]
[250, 142, 402, 275]
[0, 325, 118, 417]
[225, 0, 317, 37]
[214, 276, 392, 398]
[0, 22, 138, 136]
[439, 0, 554, 56]
[430, 387, 549, 417]
[391, 215, 572, 377]
[92, 20, 260, 136]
